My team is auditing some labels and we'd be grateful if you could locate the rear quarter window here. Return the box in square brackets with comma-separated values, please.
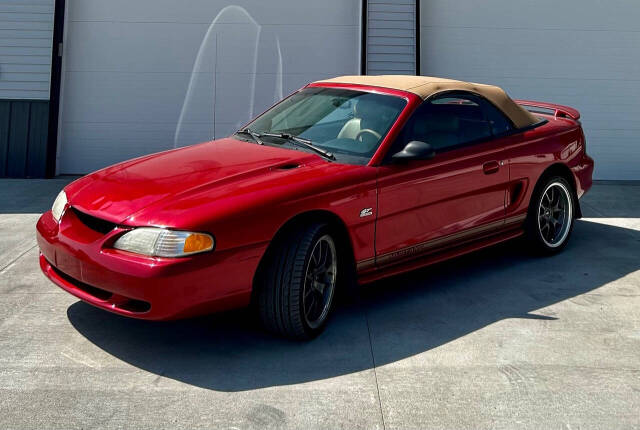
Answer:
[392, 92, 514, 156]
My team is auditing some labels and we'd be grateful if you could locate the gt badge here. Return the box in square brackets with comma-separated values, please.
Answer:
[360, 208, 373, 218]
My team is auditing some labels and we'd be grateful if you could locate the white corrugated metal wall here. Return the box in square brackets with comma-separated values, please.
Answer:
[420, 0, 640, 180]
[366, 0, 416, 75]
[0, 0, 53, 100]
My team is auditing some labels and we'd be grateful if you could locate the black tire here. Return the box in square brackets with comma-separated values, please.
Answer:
[525, 175, 576, 254]
[256, 222, 339, 340]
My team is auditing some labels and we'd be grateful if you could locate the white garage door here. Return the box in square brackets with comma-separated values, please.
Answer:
[420, 0, 640, 180]
[57, 0, 362, 174]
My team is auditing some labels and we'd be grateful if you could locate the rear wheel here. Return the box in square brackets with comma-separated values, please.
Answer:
[256, 223, 338, 340]
[525, 176, 575, 253]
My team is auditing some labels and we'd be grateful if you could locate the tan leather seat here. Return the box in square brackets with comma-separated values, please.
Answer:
[337, 117, 361, 140]
[338, 98, 383, 140]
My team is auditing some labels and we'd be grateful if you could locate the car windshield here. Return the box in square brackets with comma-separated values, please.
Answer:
[241, 87, 407, 164]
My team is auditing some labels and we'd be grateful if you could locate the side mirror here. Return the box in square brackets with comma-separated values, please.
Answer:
[391, 141, 436, 162]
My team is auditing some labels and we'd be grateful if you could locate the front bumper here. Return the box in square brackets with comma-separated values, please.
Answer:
[36, 209, 267, 320]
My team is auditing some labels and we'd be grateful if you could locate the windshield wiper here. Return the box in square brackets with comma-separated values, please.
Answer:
[236, 128, 264, 145]
[260, 132, 335, 161]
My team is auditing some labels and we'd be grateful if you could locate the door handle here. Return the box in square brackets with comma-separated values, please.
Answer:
[483, 161, 500, 175]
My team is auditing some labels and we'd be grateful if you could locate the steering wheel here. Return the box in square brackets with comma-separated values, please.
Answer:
[355, 129, 382, 142]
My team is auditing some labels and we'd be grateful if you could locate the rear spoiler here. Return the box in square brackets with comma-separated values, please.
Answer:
[515, 100, 581, 121]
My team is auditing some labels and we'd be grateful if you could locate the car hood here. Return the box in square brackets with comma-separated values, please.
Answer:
[66, 138, 341, 225]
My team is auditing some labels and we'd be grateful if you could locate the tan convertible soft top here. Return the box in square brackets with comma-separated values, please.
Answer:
[314, 75, 539, 129]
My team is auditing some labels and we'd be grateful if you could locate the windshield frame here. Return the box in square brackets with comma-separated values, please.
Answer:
[238, 83, 418, 166]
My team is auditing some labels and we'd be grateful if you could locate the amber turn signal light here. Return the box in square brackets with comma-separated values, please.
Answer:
[183, 233, 214, 254]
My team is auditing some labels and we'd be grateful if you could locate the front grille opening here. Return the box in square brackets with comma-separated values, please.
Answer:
[50, 264, 151, 314]
[52, 265, 113, 300]
[72, 207, 117, 234]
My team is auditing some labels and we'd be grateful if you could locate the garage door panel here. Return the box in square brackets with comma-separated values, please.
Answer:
[63, 122, 189, 142]
[213, 72, 333, 126]
[62, 71, 192, 123]
[64, 22, 209, 73]
[0, 64, 51, 74]
[0, 29, 52, 40]
[67, 0, 359, 26]
[60, 123, 212, 174]
[0, 3, 53, 14]
[211, 26, 360, 76]
[59, 1, 361, 174]
[421, 0, 639, 31]
[62, 69, 331, 151]
[0, 81, 49, 92]
[0, 55, 51, 66]
[588, 134, 640, 179]
[64, 23, 359, 75]
[423, 29, 640, 81]
[0, 46, 51, 57]
[0, 12, 52, 22]
[587, 154, 639, 180]
[476, 77, 640, 102]
[213, 73, 280, 125]
[0, 20, 52, 31]
[421, 0, 640, 179]
[423, 31, 640, 60]
[247, 27, 360, 75]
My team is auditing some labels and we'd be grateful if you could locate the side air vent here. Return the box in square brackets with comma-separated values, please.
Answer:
[72, 207, 117, 235]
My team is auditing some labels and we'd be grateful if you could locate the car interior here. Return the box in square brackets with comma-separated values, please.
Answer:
[400, 95, 512, 154]
[294, 93, 406, 157]
[246, 88, 513, 162]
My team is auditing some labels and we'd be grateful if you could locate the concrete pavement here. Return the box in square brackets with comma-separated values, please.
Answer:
[0, 179, 638, 429]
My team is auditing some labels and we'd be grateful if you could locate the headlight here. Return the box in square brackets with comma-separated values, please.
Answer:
[113, 228, 215, 257]
[51, 190, 67, 222]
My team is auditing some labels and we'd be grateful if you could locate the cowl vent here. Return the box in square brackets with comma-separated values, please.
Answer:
[274, 163, 301, 171]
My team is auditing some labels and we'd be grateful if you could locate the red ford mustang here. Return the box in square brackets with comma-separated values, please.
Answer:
[37, 75, 594, 339]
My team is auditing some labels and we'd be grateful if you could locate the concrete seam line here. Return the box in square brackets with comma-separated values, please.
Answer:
[363, 301, 387, 430]
[0, 244, 38, 274]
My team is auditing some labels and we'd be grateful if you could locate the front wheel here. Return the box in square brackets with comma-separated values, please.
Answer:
[256, 223, 338, 340]
[525, 176, 575, 254]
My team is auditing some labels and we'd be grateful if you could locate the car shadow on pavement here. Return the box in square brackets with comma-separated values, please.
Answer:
[67, 219, 640, 392]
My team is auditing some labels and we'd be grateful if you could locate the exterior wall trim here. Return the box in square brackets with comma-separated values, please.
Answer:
[47, 0, 66, 178]
[361, 0, 367, 74]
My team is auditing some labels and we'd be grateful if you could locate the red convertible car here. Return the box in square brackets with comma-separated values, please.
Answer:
[37, 75, 594, 339]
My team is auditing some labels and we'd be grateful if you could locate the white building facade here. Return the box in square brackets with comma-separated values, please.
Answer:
[1, 0, 638, 179]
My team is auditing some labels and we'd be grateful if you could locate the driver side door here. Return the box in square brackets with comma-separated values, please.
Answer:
[374, 93, 512, 267]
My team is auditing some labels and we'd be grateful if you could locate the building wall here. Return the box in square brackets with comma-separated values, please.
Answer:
[4, 1, 637, 179]
[420, 0, 640, 180]
[0, 0, 54, 177]
[0, 100, 48, 177]
[366, 0, 416, 75]
[0, 0, 53, 100]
